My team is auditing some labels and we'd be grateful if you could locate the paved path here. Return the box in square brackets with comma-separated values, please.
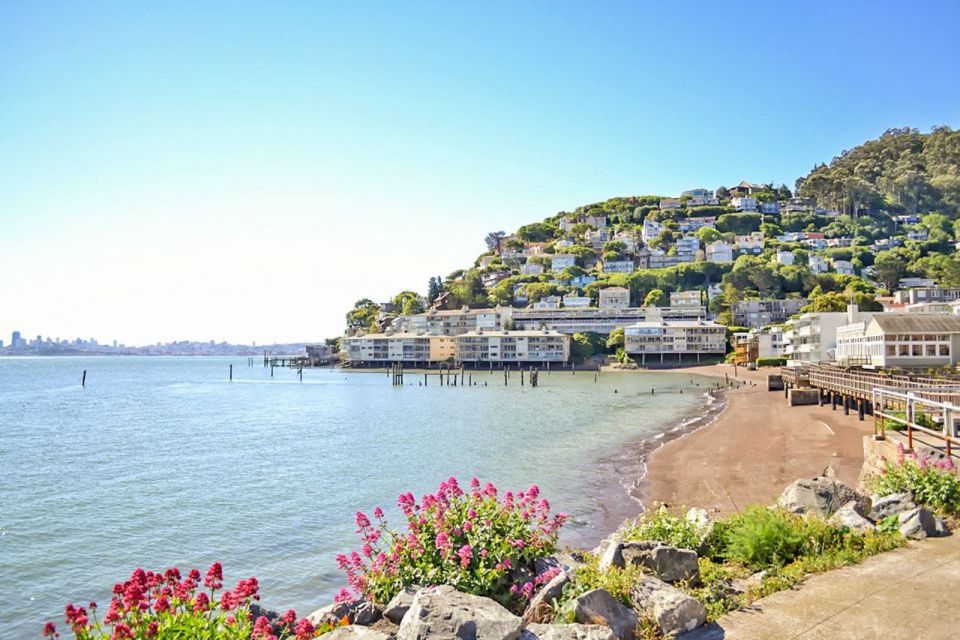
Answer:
[683, 534, 960, 639]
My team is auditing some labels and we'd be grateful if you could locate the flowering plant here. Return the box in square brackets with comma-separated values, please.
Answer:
[44, 563, 323, 640]
[872, 443, 960, 516]
[337, 477, 566, 608]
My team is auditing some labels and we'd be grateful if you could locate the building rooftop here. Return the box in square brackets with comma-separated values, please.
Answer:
[870, 313, 960, 333]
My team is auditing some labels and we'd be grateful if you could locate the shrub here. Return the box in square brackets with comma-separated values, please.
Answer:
[716, 507, 806, 570]
[755, 357, 786, 367]
[870, 443, 960, 516]
[620, 505, 706, 551]
[552, 555, 643, 622]
[337, 477, 566, 608]
[44, 563, 324, 640]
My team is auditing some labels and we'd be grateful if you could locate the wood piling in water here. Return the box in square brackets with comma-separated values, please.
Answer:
[82, 370, 86, 387]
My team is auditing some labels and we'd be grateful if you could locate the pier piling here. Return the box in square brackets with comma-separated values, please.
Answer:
[82, 370, 86, 387]
[229, 364, 233, 381]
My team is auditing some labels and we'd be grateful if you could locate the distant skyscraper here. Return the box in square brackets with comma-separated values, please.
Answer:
[11, 331, 22, 348]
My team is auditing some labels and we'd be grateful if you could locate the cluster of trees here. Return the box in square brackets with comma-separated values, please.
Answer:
[796, 127, 960, 216]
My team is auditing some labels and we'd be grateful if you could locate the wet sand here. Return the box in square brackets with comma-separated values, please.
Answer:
[641, 364, 873, 516]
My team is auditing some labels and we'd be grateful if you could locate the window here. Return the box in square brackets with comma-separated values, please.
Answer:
[926, 344, 937, 356]
[940, 344, 950, 357]
[912, 345, 923, 357]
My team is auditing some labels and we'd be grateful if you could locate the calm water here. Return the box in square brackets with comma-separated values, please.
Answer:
[0, 357, 715, 638]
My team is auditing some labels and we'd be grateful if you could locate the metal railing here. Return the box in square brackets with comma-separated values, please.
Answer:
[873, 387, 960, 457]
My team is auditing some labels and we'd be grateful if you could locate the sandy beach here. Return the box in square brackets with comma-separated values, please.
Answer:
[641, 364, 874, 516]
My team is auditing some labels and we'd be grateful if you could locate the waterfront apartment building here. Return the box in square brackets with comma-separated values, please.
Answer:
[511, 304, 707, 336]
[732, 298, 808, 328]
[733, 327, 786, 365]
[342, 332, 456, 365]
[835, 314, 960, 368]
[783, 306, 879, 367]
[455, 330, 569, 365]
[624, 319, 726, 364]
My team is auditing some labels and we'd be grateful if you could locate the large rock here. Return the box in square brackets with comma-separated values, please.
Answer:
[777, 477, 868, 517]
[523, 571, 571, 624]
[321, 627, 393, 640]
[397, 585, 522, 640]
[828, 501, 876, 534]
[521, 624, 616, 640]
[869, 492, 916, 521]
[384, 585, 423, 624]
[621, 542, 700, 586]
[353, 602, 384, 626]
[632, 578, 706, 637]
[310, 601, 361, 626]
[899, 507, 938, 540]
[598, 541, 625, 570]
[572, 589, 637, 640]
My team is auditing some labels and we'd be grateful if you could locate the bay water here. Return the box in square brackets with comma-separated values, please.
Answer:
[0, 357, 716, 637]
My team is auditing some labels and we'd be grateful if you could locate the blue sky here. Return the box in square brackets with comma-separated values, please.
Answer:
[1, 0, 958, 344]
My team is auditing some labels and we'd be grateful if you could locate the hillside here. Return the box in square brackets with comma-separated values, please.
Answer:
[346, 126, 960, 332]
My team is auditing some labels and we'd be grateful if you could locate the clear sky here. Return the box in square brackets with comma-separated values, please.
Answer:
[1, 0, 958, 345]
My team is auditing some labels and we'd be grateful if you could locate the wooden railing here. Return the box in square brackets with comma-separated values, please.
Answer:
[805, 364, 960, 403]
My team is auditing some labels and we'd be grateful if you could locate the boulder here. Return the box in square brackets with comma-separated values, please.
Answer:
[632, 578, 706, 637]
[828, 501, 876, 534]
[384, 585, 423, 624]
[899, 507, 938, 540]
[397, 585, 522, 640]
[572, 589, 638, 640]
[591, 533, 622, 559]
[321, 627, 393, 640]
[536, 552, 586, 576]
[621, 542, 700, 586]
[521, 624, 616, 640]
[353, 602, 384, 626]
[868, 492, 916, 521]
[777, 477, 868, 517]
[523, 571, 571, 624]
[598, 541, 625, 570]
[310, 601, 361, 626]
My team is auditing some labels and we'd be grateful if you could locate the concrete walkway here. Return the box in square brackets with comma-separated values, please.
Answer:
[683, 533, 960, 639]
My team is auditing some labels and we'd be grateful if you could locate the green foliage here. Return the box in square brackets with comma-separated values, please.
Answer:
[346, 299, 381, 330]
[554, 555, 643, 621]
[716, 213, 762, 235]
[643, 288, 669, 307]
[715, 507, 806, 570]
[605, 327, 624, 351]
[756, 357, 786, 367]
[570, 332, 606, 363]
[872, 250, 908, 292]
[620, 506, 707, 551]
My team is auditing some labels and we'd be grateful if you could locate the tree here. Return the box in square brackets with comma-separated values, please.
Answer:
[392, 291, 425, 315]
[643, 288, 669, 307]
[427, 277, 442, 302]
[872, 251, 907, 292]
[716, 186, 731, 200]
[697, 227, 723, 244]
[346, 299, 381, 330]
[606, 327, 624, 351]
[485, 231, 506, 254]
[516, 222, 558, 243]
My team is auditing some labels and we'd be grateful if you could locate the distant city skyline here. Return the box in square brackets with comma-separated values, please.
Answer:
[2, 1, 959, 344]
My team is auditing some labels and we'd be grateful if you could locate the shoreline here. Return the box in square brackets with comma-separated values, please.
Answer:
[638, 364, 874, 517]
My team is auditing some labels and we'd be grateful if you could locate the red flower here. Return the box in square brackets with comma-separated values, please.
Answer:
[204, 562, 223, 590]
[295, 618, 315, 640]
[42, 622, 58, 637]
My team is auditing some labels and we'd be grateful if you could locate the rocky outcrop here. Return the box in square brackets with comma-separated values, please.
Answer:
[777, 476, 869, 517]
[828, 501, 876, 534]
[621, 542, 700, 586]
[898, 507, 939, 540]
[869, 492, 917, 521]
[310, 601, 362, 626]
[322, 626, 393, 640]
[632, 577, 706, 637]
[385, 586, 423, 624]
[523, 571, 571, 624]
[397, 585, 522, 640]
[571, 589, 638, 640]
[521, 624, 615, 640]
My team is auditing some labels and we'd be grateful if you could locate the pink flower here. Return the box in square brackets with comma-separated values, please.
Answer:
[355, 511, 371, 531]
[435, 532, 451, 550]
[373, 507, 384, 519]
[457, 544, 473, 568]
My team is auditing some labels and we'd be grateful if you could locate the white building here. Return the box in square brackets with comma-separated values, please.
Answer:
[835, 314, 960, 368]
[533, 296, 561, 310]
[735, 232, 764, 254]
[642, 219, 664, 243]
[675, 236, 701, 259]
[624, 319, 726, 363]
[706, 240, 734, 263]
[730, 197, 758, 212]
[899, 277, 937, 289]
[670, 290, 702, 307]
[456, 329, 570, 364]
[520, 262, 544, 276]
[783, 306, 879, 367]
[809, 254, 829, 274]
[562, 295, 591, 308]
[659, 197, 682, 210]
[551, 254, 576, 271]
[832, 260, 854, 275]
[677, 216, 716, 233]
[343, 332, 457, 365]
[603, 260, 635, 274]
[599, 287, 630, 310]
[775, 250, 795, 266]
